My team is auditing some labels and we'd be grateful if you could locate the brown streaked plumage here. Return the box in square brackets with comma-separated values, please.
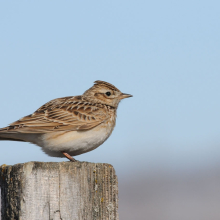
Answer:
[0, 80, 132, 161]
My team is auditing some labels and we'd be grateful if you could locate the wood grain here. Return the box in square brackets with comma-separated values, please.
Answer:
[0, 162, 118, 220]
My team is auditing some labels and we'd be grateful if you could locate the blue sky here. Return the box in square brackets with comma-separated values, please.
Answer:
[0, 1, 220, 175]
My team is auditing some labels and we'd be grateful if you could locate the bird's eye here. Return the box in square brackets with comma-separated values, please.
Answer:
[105, 92, 111, 96]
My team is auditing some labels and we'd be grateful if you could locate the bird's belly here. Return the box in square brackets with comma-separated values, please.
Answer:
[38, 124, 113, 157]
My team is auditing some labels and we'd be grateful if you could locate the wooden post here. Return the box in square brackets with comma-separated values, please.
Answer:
[0, 162, 118, 220]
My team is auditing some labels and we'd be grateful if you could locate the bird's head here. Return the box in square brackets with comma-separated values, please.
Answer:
[83, 80, 132, 108]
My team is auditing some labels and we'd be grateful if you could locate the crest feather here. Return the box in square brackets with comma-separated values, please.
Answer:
[94, 80, 120, 92]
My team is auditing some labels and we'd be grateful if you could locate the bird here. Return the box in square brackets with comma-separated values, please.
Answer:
[0, 80, 132, 161]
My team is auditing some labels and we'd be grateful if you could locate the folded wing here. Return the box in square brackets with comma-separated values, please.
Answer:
[0, 96, 109, 133]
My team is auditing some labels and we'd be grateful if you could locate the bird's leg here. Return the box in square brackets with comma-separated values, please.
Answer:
[62, 151, 76, 162]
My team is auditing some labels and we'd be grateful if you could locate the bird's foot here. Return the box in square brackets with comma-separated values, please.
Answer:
[62, 151, 76, 162]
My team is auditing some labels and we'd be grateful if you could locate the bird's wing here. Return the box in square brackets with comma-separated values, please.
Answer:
[0, 96, 109, 133]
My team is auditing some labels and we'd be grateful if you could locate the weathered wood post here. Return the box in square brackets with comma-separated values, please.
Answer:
[0, 162, 118, 220]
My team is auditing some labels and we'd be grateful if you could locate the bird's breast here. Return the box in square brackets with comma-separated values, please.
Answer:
[39, 119, 115, 156]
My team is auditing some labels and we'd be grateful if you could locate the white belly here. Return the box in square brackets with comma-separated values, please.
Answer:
[33, 123, 114, 157]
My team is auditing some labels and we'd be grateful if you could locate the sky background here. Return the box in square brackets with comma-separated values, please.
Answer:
[0, 1, 220, 219]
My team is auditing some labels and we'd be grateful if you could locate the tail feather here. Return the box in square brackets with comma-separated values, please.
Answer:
[0, 132, 25, 142]
[0, 136, 25, 142]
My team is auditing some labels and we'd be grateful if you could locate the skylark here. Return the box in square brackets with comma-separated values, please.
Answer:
[0, 80, 132, 161]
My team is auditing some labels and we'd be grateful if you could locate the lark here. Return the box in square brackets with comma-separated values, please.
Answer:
[0, 80, 132, 161]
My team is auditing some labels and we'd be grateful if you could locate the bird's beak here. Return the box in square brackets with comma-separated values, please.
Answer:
[120, 93, 133, 99]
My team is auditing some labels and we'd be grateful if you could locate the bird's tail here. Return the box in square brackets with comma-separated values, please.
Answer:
[0, 133, 25, 142]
